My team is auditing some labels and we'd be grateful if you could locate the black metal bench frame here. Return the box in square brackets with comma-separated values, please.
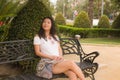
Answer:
[0, 38, 99, 80]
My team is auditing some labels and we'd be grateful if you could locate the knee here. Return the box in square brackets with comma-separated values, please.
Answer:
[68, 71, 76, 76]
[65, 71, 77, 80]
[67, 60, 74, 64]
[68, 60, 75, 66]
[65, 60, 76, 68]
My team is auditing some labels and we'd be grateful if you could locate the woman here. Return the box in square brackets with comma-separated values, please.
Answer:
[33, 16, 85, 80]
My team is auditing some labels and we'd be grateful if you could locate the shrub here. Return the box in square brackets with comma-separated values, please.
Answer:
[7, 0, 52, 40]
[73, 11, 91, 28]
[98, 15, 110, 28]
[55, 12, 66, 25]
[112, 14, 120, 29]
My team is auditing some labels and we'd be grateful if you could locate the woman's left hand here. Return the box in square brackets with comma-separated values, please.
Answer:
[54, 56, 64, 61]
[57, 56, 64, 61]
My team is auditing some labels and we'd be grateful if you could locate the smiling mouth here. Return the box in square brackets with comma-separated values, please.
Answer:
[44, 26, 48, 28]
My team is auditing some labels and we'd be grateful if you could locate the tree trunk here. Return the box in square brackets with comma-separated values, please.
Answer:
[98, 0, 101, 19]
[88, 0, 94, 27]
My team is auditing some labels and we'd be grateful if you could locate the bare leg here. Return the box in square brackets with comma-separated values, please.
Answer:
[52, 60, 85, 80]
[64, 70, 78, 80]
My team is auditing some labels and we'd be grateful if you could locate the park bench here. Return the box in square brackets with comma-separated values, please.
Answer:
[0, 38, 99, 80]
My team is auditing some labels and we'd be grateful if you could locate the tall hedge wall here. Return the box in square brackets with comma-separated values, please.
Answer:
[58, 25, 120, 38]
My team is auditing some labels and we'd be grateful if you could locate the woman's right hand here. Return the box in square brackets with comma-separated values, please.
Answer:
[50, 55, 63, 61]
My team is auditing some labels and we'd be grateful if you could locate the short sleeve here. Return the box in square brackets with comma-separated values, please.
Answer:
[55, 35, 60, 41]
[33, 36, 41, 45]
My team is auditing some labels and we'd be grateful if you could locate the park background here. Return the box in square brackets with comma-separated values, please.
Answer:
[0, 0, 120, 80]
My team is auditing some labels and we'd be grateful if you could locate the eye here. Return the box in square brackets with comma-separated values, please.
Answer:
[48, 22, 51, 24]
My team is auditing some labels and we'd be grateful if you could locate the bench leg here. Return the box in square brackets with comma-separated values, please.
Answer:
[88, 74, 95, 80]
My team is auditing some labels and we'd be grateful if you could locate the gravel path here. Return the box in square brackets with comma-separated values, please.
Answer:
[53, 44, 120, 80]
[82, 44, 120, 80]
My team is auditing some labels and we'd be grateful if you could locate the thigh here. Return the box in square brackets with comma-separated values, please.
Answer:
[52, 60, 74, 74]
[64, 70, 78, 80]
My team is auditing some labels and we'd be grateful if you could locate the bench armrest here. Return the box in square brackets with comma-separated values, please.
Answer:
[82, 51, 99, 63]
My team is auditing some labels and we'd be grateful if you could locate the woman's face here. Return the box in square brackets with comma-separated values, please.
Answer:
[42, 18, 52, 31]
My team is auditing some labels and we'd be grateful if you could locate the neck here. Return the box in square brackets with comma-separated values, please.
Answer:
[45, 31, 50, 37]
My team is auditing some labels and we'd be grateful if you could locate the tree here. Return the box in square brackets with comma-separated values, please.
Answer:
[39, 0, 55, 15]
[93, 0, 101, 19]
[87, 0, 119, 19]
[56, 0, 80, 19]
[111, 0, 120, 29]
[55, 12, 66, 25]
[0, 0, 27, 41]
[49, 3, 55, 15]
[56, 0, 64, 15]
[0, 0, 27, 24]
[112, 14, 120, 29]
[73, 11, 91, 28]
[112, 0, 120, 8]
[39, 0, 51, 11]
[98, 15, 110, 28]
[7, 0, 52, 40]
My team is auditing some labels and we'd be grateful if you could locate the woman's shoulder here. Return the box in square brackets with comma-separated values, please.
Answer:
[33, 34, 41, 44]
[54, 34, 59, 37]
[35, 34, 39, 37]
[54, 35, 60, 41]
[34, 34, 40, 40]
[34, 34, 40, 38]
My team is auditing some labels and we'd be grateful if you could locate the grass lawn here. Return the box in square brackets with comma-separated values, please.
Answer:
[80, 38, 120, 45]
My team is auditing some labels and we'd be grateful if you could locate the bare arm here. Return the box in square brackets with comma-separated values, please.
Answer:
[34, 44, 63, 60]
[58, 42, 63, 57]
[34, 45, 53, 59]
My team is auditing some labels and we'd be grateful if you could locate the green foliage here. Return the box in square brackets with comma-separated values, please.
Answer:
[98, 15, 110, 28]
[56, 0, 64, 16]
[0, 0, 27, 23]
[56, 0, 85, 19]
[39, 0, 54, 14]
[0, 25, 9, 41]
[7, 0, 52, 40]
[73, 11, 91, 28]
[58, 25, 120, 38]
[113, 0, 120, 8]
[112, 14, 120, 29]
[55, 13, 66, 25]
[0, 26, 4, 39]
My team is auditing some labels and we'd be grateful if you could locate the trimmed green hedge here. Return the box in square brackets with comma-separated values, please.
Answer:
[98, 15, 110, 28]
[58, 25, 120, 38]
[73, 11, 91, 28]
[8, 0, 52, 40]
[55, 12, 66, 25]
[0, 25, 9, 41]
[0, 26, 4, 39]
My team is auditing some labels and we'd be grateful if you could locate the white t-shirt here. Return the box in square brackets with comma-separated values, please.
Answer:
[33, 36, 60, 56]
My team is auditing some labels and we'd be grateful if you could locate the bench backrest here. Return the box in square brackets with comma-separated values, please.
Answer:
[0, 40, 35, 64]
[60, 38, 86, 61]
[60, 38, 80, 55]
[0, 38, 84, 64]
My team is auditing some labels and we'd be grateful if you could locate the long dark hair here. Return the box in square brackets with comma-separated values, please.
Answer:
[38, 16, 57, 41]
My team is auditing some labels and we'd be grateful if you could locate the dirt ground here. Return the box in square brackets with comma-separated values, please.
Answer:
[0, 43, 120, 80]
